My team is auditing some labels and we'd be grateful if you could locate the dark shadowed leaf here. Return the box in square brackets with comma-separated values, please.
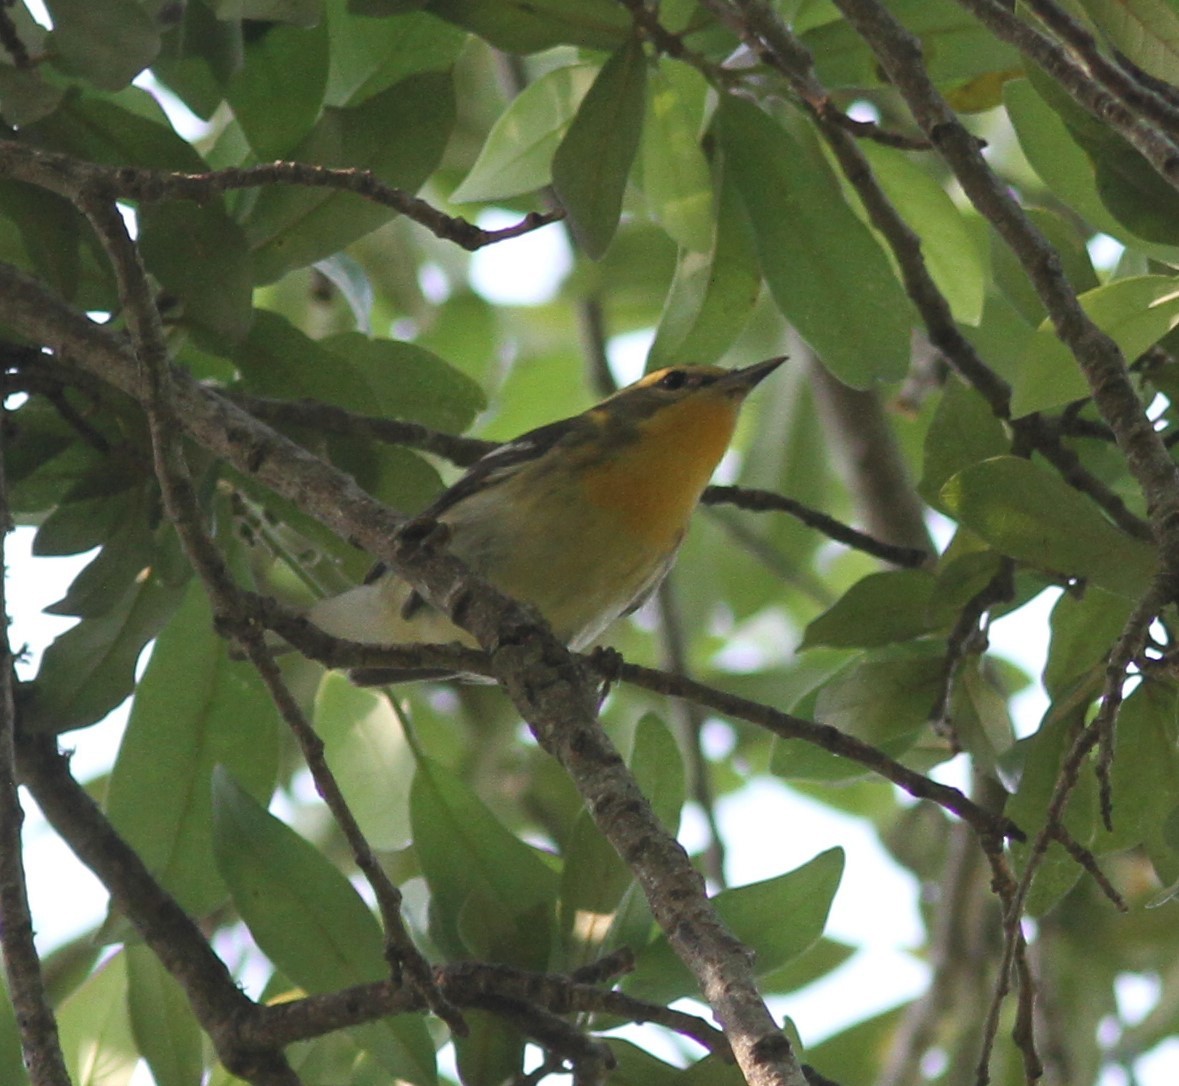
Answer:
[552, 37, 647, 258]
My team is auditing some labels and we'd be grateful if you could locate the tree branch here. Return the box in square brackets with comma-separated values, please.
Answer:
[0, 411, 72, 1086]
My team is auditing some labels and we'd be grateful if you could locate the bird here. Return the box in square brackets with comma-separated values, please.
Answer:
[308, 357, 785, 680]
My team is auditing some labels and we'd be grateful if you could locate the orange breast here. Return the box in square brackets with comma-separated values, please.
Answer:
[580, 395, 740, 548]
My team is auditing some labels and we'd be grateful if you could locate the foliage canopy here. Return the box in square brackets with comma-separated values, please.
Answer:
[3, 2, 1179, 1086]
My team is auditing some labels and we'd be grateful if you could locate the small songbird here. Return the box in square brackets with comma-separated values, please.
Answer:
[309, 358, 785, 679]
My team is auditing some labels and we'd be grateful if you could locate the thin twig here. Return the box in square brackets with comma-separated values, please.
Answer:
[601, 655, 1024, 843]
[703, 484, 930, 567]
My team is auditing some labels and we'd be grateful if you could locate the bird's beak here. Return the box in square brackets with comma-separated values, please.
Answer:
[721, 356, 788, 395]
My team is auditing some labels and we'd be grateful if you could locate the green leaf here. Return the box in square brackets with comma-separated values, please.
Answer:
[57, 953, 137, 1086]
[420, 0, 630, 52]
[860, 141, 986, 325]
[1015, 275, 1179, 416]
[803, 0, 1020, 89]
[647, 159, 761, 369]
[139, 202, 254, 348]
[227, 17, 329, 159]
[624, 848, 844, 1005]
[552, 37, 648, 258]
[105, 582, 280, 916]
[1044, 587, 1134, 700]
[0, 978, 29, 1086]
[717, 96, 911, 388]
[127, 945, 203, 1086]
[321, 332, 487, 431]
[558, 714, 681, 964]
[235, 310, 485, 430]
[0, 182, 84, 300]
[918, 376, 1009, 510]
[44, 0, 161, 90]
[639, 62, 712, 253]
[326, 6, 465, 107]
[243, 71, 455, 282]
[1025, 66, 1179, 246]
[24, 93, 209, 172]
[453, 1013, 525, 1086]
[25, 569, 188, 733]
[1077, 0, 1179, 88]
[802, 569, 950, 649]
[411, 755, 559, 964]
[1093, 681, 1179, 855]
[940, 456, 1156, 596]
[313, 673, 414, 849]
[1006, 711, 1094, 915]
[212, 768, 438, 1084]
[629, 713, 686, 834]
[208, 0, 323, 22]
[451, 64, 596, 203]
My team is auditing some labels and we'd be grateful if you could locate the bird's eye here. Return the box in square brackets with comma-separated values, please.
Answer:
[658, 369, 689, 391]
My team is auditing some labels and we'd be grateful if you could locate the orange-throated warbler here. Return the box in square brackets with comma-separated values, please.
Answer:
[309, 358, 785, 679]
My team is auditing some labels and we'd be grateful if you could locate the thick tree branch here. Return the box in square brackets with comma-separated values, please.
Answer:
[0, 262, 807, 1086]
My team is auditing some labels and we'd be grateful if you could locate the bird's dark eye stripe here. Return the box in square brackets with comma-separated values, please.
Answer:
[659, 369, 689, 390]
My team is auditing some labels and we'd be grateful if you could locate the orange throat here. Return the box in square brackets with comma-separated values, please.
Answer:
[581, 396, 740, 548]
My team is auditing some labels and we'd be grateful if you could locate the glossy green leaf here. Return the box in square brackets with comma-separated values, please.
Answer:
[940, 456, 1156, 596]
[0, 182, 84, 300]
[1024, 66, 1179, 247]
[321, 332, 487, 430]
[139, 202, 254, 348]
[57, 953, 137, 1086]
[244, 71, 455, 282]
[918, 376, 1009, 509]
[624, 848, 844, 1005]
[234, 310, 484, 430]
[860, 141, 986, 324]
[803, 0, 1019, 88]
[813, 652, 944, 751]
[212, 768, 438, 1084]
[1015, 275, 1179, 416]
[1093, 682, 1179, 855]
[1006, 711, 1094, 915]
[453, 1012, 525, 1086]
[227, 17, 329, 159]
[1043, 587, 1134, 700]
[558, 714, 681, 963]
[313, 673, 414, 849]
[326, 6, 465, 106]
[127, 945, 203, 1086]
[639, 62, 712, 252]
[23, 93, 208, 171]
[718, 96, 911, 387]
[151, 1, 243, 120]
[208, 0, 322, 22]
[630, 713, 686, 834]
[420, 0, 630, 52]
[607, 1040, 686, 1086]
[1077, 0, 1179, 87]
[105, 582, 280, 916]
[802, 569, 951, 649]
[25, 570, 188, 734]
[451, 64, 596, 203]
[44, 0, 160, 90]
[552, 37, 647, 258]
[411, 755, 559, 963]
[647, 159, 761, 369]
